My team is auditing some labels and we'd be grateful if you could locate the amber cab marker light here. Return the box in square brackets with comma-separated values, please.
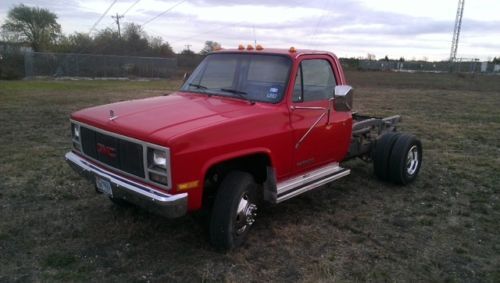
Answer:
[246, 44, 254, 50]
[214, 46, 223, 51]
[238, 44, 245, 50]
[256, 44, 264, 51]
[289, 46, 296, 53]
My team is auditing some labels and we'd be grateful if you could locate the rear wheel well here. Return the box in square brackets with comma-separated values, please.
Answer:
[202, 153, 271, 210]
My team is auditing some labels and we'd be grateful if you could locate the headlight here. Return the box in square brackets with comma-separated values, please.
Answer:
[71, 123, 81, 151]
[73, 125, 80, 139]
[152, 150, 167, 168]
[147, 147, 170, 187]
[71, 123, 80, 139]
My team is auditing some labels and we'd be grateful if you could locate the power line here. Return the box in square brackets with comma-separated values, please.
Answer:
[123, 0, 141, 16]
[142, 0, 187, 27]
[89, 0, 119, 34]
[308, 0, 333, 45]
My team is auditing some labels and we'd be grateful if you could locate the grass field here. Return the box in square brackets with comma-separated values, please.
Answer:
[0, 72, 499, 282]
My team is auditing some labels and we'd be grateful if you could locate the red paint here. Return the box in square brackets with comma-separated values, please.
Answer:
[70, 48, 353, 212]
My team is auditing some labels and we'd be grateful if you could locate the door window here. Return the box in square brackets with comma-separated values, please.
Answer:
[293, 59, 336, 102]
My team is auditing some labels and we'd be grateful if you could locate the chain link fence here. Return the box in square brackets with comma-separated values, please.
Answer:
[3, 49, 500, 80]
[357, 59, 499, 73]
[24, 52, 178, 79]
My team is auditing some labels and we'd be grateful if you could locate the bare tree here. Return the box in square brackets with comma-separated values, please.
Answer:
[1, 4, 61, 51]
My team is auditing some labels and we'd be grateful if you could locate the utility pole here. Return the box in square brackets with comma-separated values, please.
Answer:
[449, 0, 465, 61]
[185, 44, 192, 51]
[112, 13, 124, 37]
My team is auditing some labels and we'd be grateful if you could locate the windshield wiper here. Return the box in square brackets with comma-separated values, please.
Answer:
[220, 88, 247, 95]
[219, 88, 254, 104]
[188, 83, 208, 90]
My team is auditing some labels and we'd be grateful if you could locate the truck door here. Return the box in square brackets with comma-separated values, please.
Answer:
[289, 56, 351, 173]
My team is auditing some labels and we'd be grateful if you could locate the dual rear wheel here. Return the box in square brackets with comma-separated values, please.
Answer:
[373, 132, 422, 185]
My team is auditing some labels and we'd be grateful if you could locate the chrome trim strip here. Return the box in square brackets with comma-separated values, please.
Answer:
[276, 162, 350, 203]
[276, 168, 350, 203]
[70, 119, 172, 190]
[295, 111, 327, 149]
[66, 151, 185, 202]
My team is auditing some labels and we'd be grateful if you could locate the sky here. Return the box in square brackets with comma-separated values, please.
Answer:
[1, 0, 499, 61]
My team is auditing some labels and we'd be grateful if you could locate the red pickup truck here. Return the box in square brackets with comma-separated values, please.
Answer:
[66, 46, 422, 249]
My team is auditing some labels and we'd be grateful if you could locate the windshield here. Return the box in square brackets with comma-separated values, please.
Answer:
[181, 53, 292, 103]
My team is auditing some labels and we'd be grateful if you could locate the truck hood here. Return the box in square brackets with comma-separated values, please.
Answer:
[71, 92, 255, 144]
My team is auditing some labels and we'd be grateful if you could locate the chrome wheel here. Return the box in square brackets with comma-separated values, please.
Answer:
[234, 192, 257, 235]
[406, 145, 419, 175]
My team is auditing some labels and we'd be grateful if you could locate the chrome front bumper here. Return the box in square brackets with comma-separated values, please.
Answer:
[65, 151, 187, 218]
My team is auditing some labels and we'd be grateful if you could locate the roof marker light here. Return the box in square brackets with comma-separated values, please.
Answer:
[238, 44, 245, 50]
[256, 44, 263, 51]
[247, 44, 254, 50]
[289, 46, 296, 53]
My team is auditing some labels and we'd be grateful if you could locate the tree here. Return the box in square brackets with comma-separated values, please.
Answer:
[93, 28, 122, 55]
[149, 37, 175, 57]
[200, 41, 221, 55]
[1, 4, 61, 51]
[492, 57, 500, 64]
[122, 23, 149, 55]
[53, 32, 94, 53]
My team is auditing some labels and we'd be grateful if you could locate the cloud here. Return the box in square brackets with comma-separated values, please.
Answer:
[1, 0, 499, 60]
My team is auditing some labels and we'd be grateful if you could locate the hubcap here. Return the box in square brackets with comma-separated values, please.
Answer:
[406, 145, 419, 175]
[234, 192, 257, 235]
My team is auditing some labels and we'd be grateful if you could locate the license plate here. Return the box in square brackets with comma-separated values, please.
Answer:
[96, 176, 113, 196]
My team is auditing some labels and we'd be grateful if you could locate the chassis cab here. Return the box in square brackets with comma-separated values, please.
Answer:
[66, 46, 422, 249]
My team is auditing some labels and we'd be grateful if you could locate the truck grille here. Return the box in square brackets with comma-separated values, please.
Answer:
[80, 126, 145, 178]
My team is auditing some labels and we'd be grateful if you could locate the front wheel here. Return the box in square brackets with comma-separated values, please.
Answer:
[209, 171, 259, 250]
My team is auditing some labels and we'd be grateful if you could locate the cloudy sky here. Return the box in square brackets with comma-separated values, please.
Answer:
[1, 0, 499, 60]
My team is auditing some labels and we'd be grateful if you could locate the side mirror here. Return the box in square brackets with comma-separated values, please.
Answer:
[334, 85, 353, 111]
[182, 72, 191, 83]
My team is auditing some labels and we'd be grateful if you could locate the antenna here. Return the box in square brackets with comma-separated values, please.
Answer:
[253, 25, 257, 46]
[450, 0, 465, 61]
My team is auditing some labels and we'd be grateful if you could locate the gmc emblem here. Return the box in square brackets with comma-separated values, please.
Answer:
[96, 143, 117, 158]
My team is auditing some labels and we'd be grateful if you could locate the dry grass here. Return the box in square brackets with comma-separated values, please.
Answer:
[0, 72, 499, 282]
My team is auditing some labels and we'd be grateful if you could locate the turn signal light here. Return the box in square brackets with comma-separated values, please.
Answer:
[177, 180, 199, 191]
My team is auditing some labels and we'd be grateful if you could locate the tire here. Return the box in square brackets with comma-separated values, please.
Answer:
[209, 171, 259, 250]
[388, 134, 422, 185]
[373, 132, 401, 181]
